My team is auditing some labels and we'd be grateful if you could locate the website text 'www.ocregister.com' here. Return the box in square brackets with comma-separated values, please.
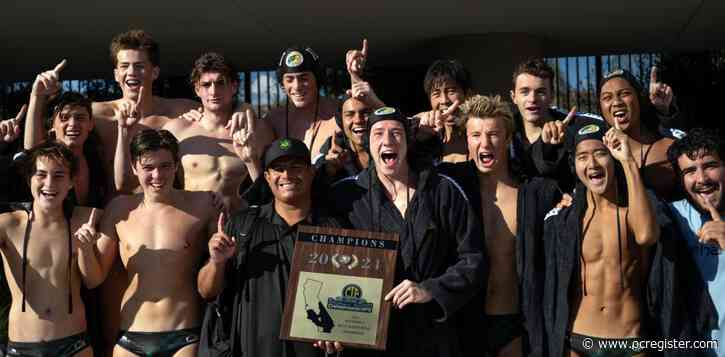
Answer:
[580, 337, 719, 352]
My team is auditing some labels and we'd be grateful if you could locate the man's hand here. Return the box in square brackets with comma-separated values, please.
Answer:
[75, 208, 100, 250]
[313, 340, 344, 354]
[384, 279, 432, 309]
[345, 81, 384, 109]
[116, 86, 146, 128]
[419, 100, 461, 135]
[231, 109, 261, 163]
[0, 104, 27, 143]
[603, 121, 633, 162]
[541, 107, 576, 145]
[698, 199, 725, 250]
[180, 107, 203, 122]
[345, 39, 368, 83]
[324, 130, 348, 174]
[209, 212, 236, 263]
[649, 66, 674, 115]
[31, 60, 66, 98]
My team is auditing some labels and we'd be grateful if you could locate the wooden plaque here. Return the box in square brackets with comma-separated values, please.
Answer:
[280, 225, 399, 350]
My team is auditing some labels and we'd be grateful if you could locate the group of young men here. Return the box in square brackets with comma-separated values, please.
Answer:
[0, 28, 723, 357]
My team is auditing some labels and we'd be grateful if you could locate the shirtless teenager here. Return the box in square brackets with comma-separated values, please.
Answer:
[116, 52, 251, 213]
[543, 118, 660, 357]
[0, 142, 104, 357]
[23, 62, 108, 208]
[414, 59, 472, 163]
[598, 69, 680, 201]
[92, 30, 198, 193]
[438, 95, 562, 357]
[97, 129, 218, 357]
[266, 46, 339, 160]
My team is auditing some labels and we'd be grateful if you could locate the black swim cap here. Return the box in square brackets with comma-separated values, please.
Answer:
[276, 46, 321, 82]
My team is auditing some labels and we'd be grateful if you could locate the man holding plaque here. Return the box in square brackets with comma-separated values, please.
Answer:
[198, 137, 340, 357]
[329, 107, 486, 356]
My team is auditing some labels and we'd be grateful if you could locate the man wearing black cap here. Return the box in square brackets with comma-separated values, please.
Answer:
[328, 107, 485, 356]
[266, 46, 339, 160]
[198, 137, 340, 357]
[542, 118, 667, 356]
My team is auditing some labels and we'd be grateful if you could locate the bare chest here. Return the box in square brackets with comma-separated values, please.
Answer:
[481, 189, 518, 254]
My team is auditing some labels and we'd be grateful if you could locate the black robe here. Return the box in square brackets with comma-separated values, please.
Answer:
[438, 161, 562, 357]
[328, 165, 486, 357]
[542, 185, 716, 357]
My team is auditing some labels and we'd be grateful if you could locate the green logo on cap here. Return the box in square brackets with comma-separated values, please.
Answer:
[578, 124, 600, 136]
[285, 51, 304, 67]
[374, 107, 396, 116]
[279, 139, 291, 150]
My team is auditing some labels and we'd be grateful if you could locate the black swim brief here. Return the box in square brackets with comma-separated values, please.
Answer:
[116, 327, 200, 357]
[484, 313, 524, 356]
[568, 331, 645, 357]
[6, 332, 90, 357]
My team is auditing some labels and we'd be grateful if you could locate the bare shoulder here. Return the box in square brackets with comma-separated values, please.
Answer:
[142, 115, 173, 130]
[156, 97, 199, 118]
[0, 211, 24, 230]
[92, 100, 119, 120]
[161, 116, 192, 133]
[103, 194, 142, 220]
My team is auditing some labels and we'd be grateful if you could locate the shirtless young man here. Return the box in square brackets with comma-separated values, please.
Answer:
[266, 46, 339, 160]
[0, 142, 104, 357]
[543, 119, 660, 357]
[410, 60, 471, 163]
[91, 30, 198, 193]
[97, 129, 218, 357]
[23, 61, 108, 207]
[116, 52, 251, 212]
[438, 95, 563, 357]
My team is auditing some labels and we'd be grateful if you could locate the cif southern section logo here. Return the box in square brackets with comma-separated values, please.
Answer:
[327, 284, 373, 313]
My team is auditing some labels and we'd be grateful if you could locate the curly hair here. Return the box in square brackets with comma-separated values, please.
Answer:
[109, 29, 160, 67]
[667, 128, 723, 178]
[460, 94, 515, 138]
[189, 52, 239, 87]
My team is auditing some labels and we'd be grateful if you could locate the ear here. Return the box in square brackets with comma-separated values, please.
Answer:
[509, 89, 516, 102]
[263, 170, 272, 186]
[151, 66, 160, 81]
[194, 83, 202, 98]
[114, 68, 121, 84]
[131, 161, 139, 176]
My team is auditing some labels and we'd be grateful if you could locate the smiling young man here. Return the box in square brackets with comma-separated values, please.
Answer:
[414, 59, 471, 163]
[265, 46, 339, 160]
[198, 137, 341, 357]
[329, 107, 485, 356]
[115, 52, 250, 213]
[598, 70, 680, 201]
[23, 61, 109, 208]
[0, 142, 103, 357]
[667, 129, 725, 356]
[542, 118, 670, 357]
[436, 95, 562, 357]
[96, 129, 218, 357]
[90, 30, 199, 194]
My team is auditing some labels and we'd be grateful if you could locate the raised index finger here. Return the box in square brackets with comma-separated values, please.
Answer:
[136, 86, 145, 107]
[53, 59, 67, 75]
[650, 66, 658, 85]
[88, 208, 97, 226]
[14, 104, 28, 122]
[246, 109, 256, 133]
[217, 212, 225, 233]
[703, 198, 722, 222]
[442, 100, 461, 117]
[361, 39, 368, 57]
[562, 106, 577, 126]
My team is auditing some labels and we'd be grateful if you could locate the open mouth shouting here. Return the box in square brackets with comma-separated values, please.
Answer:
[380, 150, 399, 169]
[125, 79, 142, 90]
[478, 152, 495, 168]
[587, 169, 606, 187]
[612, 108, 629, 127]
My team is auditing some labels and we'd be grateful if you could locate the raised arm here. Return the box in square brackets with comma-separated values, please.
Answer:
[604, 124, 659, 246]
[75, 208, 106, 288]
[96, 200, 122, 282]
[114, 87, 145, 192]
[198, 212, 236, 299]
[231, 108, 263, 182]
[25, 60, 66, 149]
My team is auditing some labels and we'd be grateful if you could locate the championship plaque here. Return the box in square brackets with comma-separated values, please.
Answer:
[280, 225, 399, 350]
